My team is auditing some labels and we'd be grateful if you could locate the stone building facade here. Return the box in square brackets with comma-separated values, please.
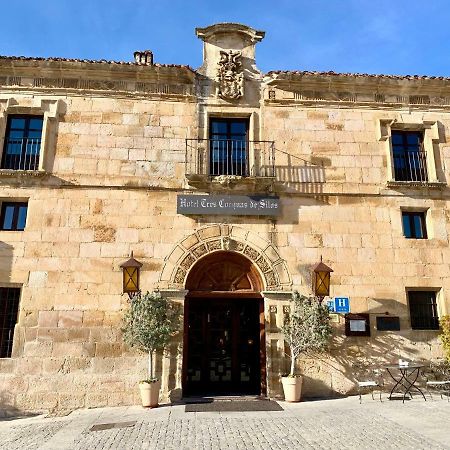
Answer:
[0, 23, 449, 412]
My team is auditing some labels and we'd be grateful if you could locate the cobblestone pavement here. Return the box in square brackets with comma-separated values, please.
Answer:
[0, 396, 449, 450]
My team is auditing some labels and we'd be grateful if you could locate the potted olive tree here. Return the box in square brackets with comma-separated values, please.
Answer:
[281, 292, 332, 402]
[122, 291, 179, 408]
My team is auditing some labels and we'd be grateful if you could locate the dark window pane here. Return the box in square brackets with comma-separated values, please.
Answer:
[211, 121, 227, 134]
[9, 118, 25, 129]
[17, 206, 27, 230]
[230, 122, 247, 134]
[391, 132, 403, 145]
[27, 130, 42, 139]
[407, 133, 420, 145]
[2, 206, 14, 230]
[402, 214, 412, 238]
[5, 142, 22, 155]
[29, 118, 43, 130]
[9, 130, 25, 139]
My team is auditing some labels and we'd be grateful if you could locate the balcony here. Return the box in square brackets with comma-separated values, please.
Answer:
[1, 138, 41, 171]
[185, 139, 275, 190]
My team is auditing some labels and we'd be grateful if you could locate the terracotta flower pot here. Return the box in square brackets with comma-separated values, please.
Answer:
[281, 376, 303, 402]
[139, 380, 161, 408]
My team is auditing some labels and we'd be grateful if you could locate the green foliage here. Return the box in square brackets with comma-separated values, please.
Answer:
[281, 292, 332, 376]
[439, 315, 450, 363]
[122, 291, 179, 380]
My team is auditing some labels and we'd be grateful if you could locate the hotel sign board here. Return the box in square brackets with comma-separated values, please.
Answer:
[177, 194, 280, 216]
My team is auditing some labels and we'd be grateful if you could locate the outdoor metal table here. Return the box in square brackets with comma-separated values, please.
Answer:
[385, 364, 426, 403]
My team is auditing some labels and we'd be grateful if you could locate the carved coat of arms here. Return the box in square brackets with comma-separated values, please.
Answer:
[216, 50, 244, 100]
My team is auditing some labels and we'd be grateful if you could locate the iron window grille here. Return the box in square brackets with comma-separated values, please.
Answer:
[402, 211, 427, 239]
[408, 291, 439, 330]
[0, 202, 28, 231]
[1, 115, 43, 171]
[391, 130, 428, 182]
[0, 287, 20, 358]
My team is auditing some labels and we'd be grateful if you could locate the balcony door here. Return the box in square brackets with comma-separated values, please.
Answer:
[1, 115, 43, 170]
[209, 118, 249, 176]
[392, 130, 428, 182]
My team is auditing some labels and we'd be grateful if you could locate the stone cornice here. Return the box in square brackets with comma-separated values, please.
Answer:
[196, 23, 265, 43]
[264, 72, 450, 107]
[0, 58, 196, 97]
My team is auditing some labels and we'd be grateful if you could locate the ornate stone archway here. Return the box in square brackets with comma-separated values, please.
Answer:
[159, 224, 291, 291]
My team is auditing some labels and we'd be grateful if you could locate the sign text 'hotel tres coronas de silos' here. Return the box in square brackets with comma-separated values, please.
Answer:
[177, 195, 280, 216]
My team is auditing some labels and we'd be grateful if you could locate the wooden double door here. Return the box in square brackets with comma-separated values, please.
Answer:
[184, 297, 263, 396]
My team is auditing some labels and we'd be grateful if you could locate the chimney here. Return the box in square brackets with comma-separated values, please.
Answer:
[133, 50, 153, 65]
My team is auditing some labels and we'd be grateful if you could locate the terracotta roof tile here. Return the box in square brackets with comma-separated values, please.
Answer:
[0, 55, 195, 72]
[266, 70, 450, 81]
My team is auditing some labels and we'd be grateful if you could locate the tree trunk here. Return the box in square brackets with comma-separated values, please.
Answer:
[290, 354, 296, 376]
[148, 350, 153, 380]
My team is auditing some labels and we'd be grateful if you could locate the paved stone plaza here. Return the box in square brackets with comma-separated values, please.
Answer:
[0, 396, 449, 449]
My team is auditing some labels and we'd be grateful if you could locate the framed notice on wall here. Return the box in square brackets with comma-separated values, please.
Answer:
[345, 313, 371, 337]
[376, 316, 400, 331]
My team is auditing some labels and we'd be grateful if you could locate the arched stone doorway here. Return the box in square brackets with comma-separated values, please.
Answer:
[183, 251, 266, 396]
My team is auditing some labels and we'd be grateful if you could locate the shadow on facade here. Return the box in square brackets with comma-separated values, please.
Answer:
[0, 241, 20, 417]
[435, 122, 447, 183]
[274, 149, 326, 195]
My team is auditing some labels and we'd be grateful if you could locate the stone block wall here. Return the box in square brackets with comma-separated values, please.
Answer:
[0, 68, 449, 411]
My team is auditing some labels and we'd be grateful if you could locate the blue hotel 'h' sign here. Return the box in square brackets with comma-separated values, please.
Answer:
[334, 297, 350, 313]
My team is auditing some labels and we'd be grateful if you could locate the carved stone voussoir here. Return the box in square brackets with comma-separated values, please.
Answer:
[207, 239, 222, 252]
[244, 245, 260, 262]
[192, 244, 208, 259]
[216, 50, 244, 100]
[173, 268, 186, 284]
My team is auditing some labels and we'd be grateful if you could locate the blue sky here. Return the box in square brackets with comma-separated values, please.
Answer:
[2, 0, 450, 76]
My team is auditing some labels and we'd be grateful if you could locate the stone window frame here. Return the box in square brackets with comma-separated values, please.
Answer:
[0, 97, 62, 174]
[377, 118, 444, 187]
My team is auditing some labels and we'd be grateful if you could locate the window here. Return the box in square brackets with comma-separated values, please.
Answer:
[0, 287, 20, 358]
[391, 131, 427, 182]
[209, 118, 248, 176]
[0, 202, 28, 231]
[1, 115, 43, 170]
[345, 313, 371, 337]
[408, 291, 439, 330]
[402, 211, 427, 239]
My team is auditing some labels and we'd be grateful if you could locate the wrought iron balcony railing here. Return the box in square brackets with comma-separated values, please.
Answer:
[393, 148, 428, 182]
[1, 138, 41, 171]
[185, 139, 275, 178]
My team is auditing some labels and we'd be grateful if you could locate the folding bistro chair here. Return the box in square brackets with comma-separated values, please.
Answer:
[352, 362, 384, 404]
[422, 360, 450, 401]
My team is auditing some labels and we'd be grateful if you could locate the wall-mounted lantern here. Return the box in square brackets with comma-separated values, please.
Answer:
[120, 251, 143, 299]
[312, 257, 333, 301]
